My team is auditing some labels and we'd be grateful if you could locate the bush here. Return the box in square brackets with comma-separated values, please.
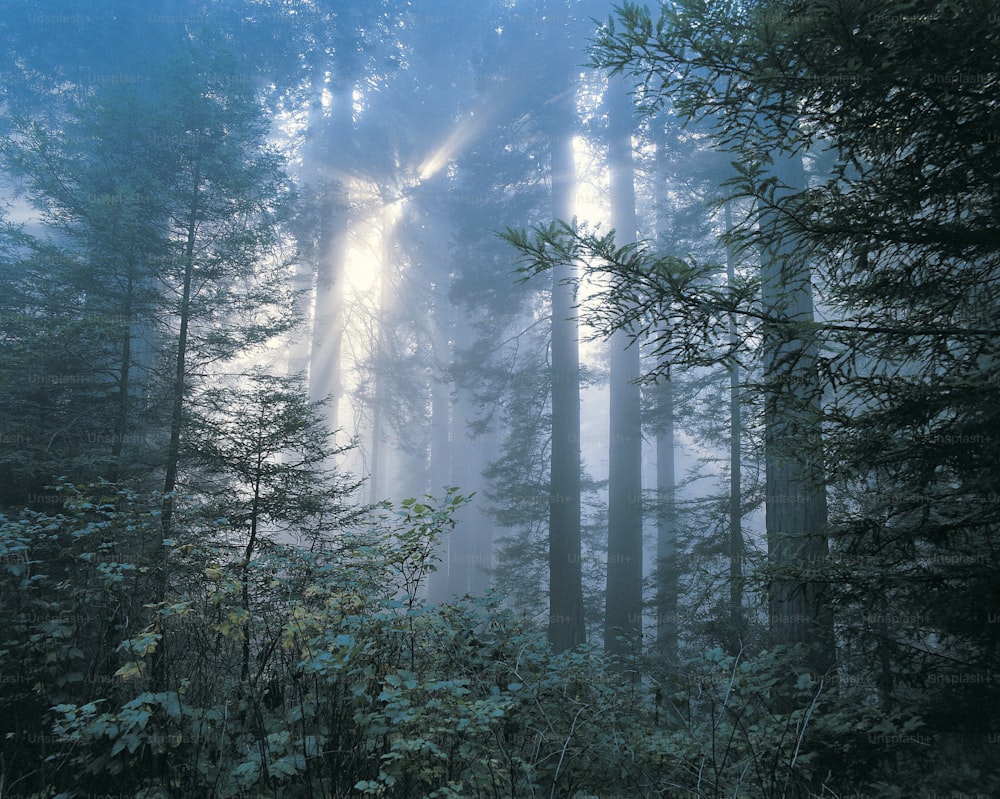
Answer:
[1, 483, 934, 798]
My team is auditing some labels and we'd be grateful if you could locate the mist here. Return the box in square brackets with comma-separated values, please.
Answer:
[1, 1, 996, 796]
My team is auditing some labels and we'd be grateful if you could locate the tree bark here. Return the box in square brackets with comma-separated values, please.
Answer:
[651, 118, 679, 665]
[153, 151, 201, 695]
[426, 310, 454, 601]
[604, 80, 643, 660]
[725, 203, 745, 655]
[368, 225, 391, 504]
[654, 378, 678, 665]
[448, 383, 494, 597]
[761, 151, 835, 678]
[547, 89, 585, 652]
[160, 153, 200, 550]
[109, 276, 135, 477]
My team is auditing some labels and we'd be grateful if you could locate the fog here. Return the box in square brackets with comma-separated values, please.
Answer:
[1, 2, 996, 796]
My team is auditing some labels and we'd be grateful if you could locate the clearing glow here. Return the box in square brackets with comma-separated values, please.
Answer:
[572, 133, 610, 226]
[344, 225, 382, 296]
[344, 185, 407, 296]
[336, 180, 410, 473]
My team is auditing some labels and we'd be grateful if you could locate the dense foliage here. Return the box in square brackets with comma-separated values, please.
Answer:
[1, 483, 926, 798]
[506, 0, 1000, 792]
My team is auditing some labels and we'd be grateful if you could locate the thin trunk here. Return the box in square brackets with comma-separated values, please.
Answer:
[428, 311, 453, 601]
[243, 474, 271, 791]
[241, 470, 261, 685]
[467, 432, 497, 596]
[725, 203, 744, 654]
[604, 80, 643, 660]
[655, 378, 678, 665]
[449, 365, 494, 597]
[110, 277, 134, 474]
[369, 216, 393, 504]
[605, 329, 643, 658]
[369, 358, 384, 505]
[761, 151, 835, 678]
[160, 158, 199, 547]
[287, 83, 322, 380]
[154, 153, 201, 694]
[652, 118, 678, 665]
[547, 93, 585, 652]
[288, 246, 316, 380]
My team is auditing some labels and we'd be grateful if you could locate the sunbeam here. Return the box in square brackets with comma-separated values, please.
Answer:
[417, 110, 487, 181]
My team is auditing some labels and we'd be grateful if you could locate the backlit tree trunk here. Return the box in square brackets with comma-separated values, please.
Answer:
[652, 119, 678, 665]
[604, 79, 643, 660]
[547, 86, 585, 652]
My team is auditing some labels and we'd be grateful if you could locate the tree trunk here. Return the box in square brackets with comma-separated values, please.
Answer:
[448, 366, 494, 597]
[160, 154, 200, 552]
[109, 277, 135, 478]
[467, 432, 497, 596]
[604, 80, 643, 660]
[368, 208, 397, 505]
[652, 118, 679, 665]
[761, 151, 835, 678]
[547, 88, 585, 652]
[725, 203, 745, 655]
[426, 311, 453, 601]
[654, 378, 678, 665]
[154, 153, 201, 694]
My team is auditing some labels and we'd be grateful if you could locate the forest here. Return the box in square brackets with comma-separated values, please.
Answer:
[0, 0, 997, 797]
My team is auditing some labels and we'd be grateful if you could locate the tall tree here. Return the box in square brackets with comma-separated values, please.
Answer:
[759, 149, 835, 677]
[589, 0, 839, 678]
[0, 89, 165, 501]
[652, 379, 678, 662]
[259, 0, 410, 435]
[651, 117, 679, 663]
[723, 203, 745, 655]
[603, 78, 644, 658]
[547, 94, 586, 651]
[151, 46, 295, 547]
[435, 15, 551, 609]
[478, 0, 596, 651]
[589, 0, 1000, 786]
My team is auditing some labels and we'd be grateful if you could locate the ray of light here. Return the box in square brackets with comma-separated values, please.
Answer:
[417, 111, 486, 181]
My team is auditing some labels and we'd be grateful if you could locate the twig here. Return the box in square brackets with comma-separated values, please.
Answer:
[549, 705, 587, 799]
[790, 677, 824, 771]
